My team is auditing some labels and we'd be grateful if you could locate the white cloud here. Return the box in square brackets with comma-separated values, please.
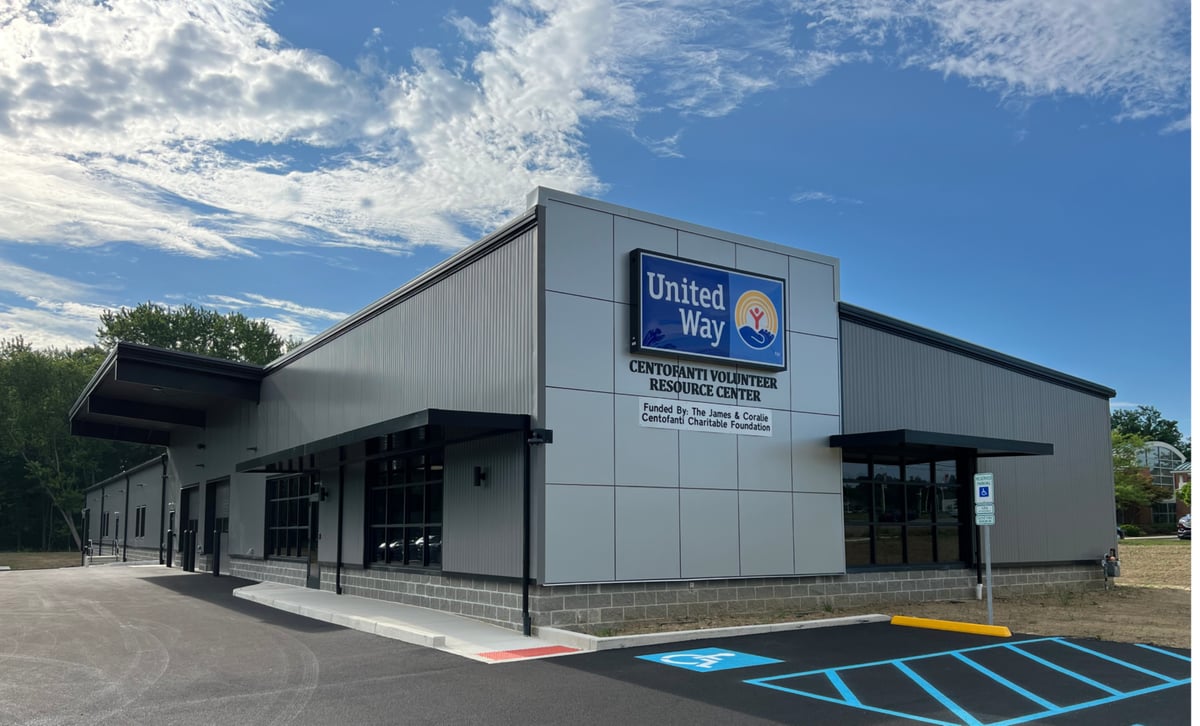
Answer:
[796, 0, 1190, 125]
[0, 260, 106, 348]
[792, 190, 862, 204]
[0, 0, 1186, 264]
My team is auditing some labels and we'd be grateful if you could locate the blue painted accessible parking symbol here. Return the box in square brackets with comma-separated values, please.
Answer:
[638, 648, 782, 672]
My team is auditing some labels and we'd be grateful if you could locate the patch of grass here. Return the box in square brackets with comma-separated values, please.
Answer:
[1123, 538, 1190, 547]
[0, 551, 82, 570]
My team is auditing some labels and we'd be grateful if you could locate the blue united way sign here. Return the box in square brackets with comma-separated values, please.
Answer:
[630, 250, 787, 370]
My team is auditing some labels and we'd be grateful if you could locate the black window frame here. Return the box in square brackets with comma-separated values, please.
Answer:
[265, 473, 313, 561]
[844, 455, 968, 569]
[364, 425, 444, 570]
[134, 505, 147, 538]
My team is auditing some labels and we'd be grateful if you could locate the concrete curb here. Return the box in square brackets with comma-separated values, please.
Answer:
[536, 614, 892, 652]
[234, 586, 447, 648]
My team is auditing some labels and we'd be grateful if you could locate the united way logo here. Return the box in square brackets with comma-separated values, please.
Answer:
[735, 290, 779, 350]
[637, 647, 782, 672]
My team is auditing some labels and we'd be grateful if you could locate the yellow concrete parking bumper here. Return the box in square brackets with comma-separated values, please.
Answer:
[891, 615, 1012, 637]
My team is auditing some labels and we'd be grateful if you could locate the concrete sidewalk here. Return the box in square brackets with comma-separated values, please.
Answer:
[234, 581, 889, 664]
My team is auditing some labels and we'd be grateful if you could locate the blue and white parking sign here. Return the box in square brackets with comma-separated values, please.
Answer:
[631, 250, 786, 370]
[637, 647, 782, 672]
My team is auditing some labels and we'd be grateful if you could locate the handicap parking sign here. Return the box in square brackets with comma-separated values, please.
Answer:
[637, 647, 782, 672]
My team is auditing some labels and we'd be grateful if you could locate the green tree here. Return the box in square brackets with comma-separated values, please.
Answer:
[1177, 481, 1190, 507]
[1111, 405, 1190, 459]
[1111, 431, 1159, 517]
[0, 339, 156, 550]
[97, 302, 295, 365]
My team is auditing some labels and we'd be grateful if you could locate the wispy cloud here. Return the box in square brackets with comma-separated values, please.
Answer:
[0, 0, 1186, 264]
[791, 190, 863, 205]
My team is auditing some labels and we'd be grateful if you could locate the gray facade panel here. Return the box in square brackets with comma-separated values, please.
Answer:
[614, 395, 679, 487]
[794, 493, 846, 574]
[678, 429, 738, 489]
[544, 484, 615, 583]
[789, 332, 841, 415]
[679, 489, 740, 578]
[614, 486, 681, 580]
[840, 320, 1114, 563]
[257, 228, 538, 455]
[738, 490, 794, 575]
[443, 432, 525, 578]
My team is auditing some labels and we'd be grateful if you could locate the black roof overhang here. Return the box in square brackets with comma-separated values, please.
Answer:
[69, 343, 264, 446]
[830, 429, 1053, 462]
[236, 408, 532, 473]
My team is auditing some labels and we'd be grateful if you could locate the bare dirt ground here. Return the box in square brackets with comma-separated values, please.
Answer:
[614, 539, 1193, 649]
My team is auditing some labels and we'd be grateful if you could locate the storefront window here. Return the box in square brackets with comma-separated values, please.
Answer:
[843, 457, 966, 568]
[266, 474, 311, 559]
[366, 426, 444, 568]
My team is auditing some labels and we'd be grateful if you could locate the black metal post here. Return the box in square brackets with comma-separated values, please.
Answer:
[158, 454, 167, 564]
[165, 530, 174, 568]
[212, 525, 221, 577]
[122, 473, 130, 562]
[522, 427, 532, 636]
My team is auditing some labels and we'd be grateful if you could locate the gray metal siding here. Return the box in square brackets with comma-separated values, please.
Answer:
[443, 432, 525, 577]
[840, 320, 1114, 563]
[256, 228, 539, 455]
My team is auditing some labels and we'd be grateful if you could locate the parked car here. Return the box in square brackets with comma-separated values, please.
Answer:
[1178, 514, 1191, 540]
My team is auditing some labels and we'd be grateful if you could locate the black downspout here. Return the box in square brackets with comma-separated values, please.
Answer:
[122, 471, 130, 562]
[335, 446, 345, 595]
[522, 428, 532, 636]
[158, 454, 168, 564]
[99, 485, 105, 556]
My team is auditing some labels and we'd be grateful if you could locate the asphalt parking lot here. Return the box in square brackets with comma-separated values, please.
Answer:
[0, 566, 1190, 725]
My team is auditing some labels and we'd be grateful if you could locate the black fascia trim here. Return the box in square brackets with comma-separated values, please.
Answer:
[71, 420, 170, 447]
[839, 303, 1116, 399]
[88, 395, 206, 428]
[830, 428, 1053, 457]
[266, 209, 539, 373]
[115, 358, 259, 402]
[236, 408, 532, 473]
[69, 342, 263, 421]
[84, 455, 171, 492]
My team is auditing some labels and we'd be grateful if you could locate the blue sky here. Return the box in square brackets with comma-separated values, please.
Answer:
[0, 0, 1191, 436]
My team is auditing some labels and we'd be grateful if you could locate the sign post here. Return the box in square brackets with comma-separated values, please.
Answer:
[974, 473, 996, 625]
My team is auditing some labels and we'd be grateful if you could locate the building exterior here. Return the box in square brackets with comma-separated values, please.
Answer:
[70, 189, 1118, 633]
[82, 455, 168, 562]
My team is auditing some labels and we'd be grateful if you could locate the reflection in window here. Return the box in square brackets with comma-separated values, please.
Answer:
[843, 458, 966, 567]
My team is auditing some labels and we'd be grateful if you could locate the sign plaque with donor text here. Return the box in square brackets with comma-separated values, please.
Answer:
[630, 250, 787, 370]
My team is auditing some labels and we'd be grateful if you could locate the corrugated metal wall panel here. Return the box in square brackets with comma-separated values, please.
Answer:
[443, 432, 525, 577]
[257, 229, 538, 454]
[841, 320, 1114, 564]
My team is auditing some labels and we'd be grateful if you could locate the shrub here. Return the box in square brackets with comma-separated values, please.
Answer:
[1119, 524, 1143, 537]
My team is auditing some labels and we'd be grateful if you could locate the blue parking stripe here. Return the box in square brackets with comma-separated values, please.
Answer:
[986, 680, 1190, 726]
[950, 651, 1058, 710]
[893, 660, 982, 726]
[1004, 643, 1123, 696]
[1135, 643, 1191, 662]
[745, 678, 962, 726]
[1054, 640, 1177, 682]
[825, 670, 860, 706]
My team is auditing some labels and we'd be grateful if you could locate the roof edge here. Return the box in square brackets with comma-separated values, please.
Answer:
[84, 453, 167, 492]
[839, 303, 1116, 400]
